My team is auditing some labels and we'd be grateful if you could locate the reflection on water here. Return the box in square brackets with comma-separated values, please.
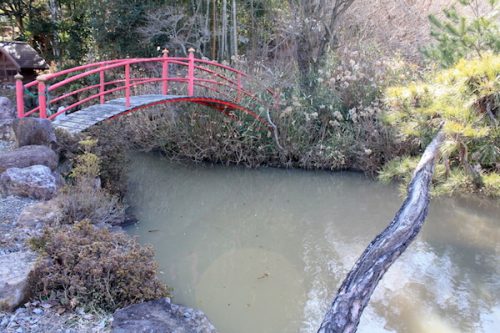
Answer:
[125, 153, 500, 333]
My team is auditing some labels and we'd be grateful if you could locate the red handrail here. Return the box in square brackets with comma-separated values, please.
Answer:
[16, 49, 275, 121]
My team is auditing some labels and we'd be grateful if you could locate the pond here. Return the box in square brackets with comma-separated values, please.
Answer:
[125, 153, 500, 333]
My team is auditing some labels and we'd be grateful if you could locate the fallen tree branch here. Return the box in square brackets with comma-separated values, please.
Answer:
[265, 108, 283, 151]
[318, 129, 445, 333]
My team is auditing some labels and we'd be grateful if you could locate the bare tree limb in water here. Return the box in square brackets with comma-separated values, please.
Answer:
[318, 129, 445, 333]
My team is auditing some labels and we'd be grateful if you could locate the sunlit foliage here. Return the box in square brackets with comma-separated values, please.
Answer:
[382, 54, 499, 196]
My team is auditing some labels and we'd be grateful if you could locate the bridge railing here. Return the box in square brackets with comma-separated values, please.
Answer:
[16, 48, 277, 122]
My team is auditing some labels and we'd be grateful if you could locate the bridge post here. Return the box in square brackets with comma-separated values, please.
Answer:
[37, 75, 48, 118]
[162, 49, 169, 95]
[237, 73, 242, 102]
[100, 64, 105, 104]
[188, 48, 195, 96]
[125, 63, 131, 107]
[15, 73, 24, 118]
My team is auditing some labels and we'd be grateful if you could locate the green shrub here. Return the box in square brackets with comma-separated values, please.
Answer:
[423, 0, 500, 68]
[432, 170, 476, 196]
[55, 127, 129, 198]
[383, 54, 499, 196]
[482, 173, 500, 197]
[29, 221, 170, 311]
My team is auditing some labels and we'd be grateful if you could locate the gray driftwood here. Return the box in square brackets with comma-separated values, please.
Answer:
[318, 130, 445, 333]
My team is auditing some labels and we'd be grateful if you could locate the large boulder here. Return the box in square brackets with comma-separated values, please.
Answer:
[0, 145, 58, 173]
[0, 251, 37, 312]
[0, 97, 16, 140]
[112, 298, 218, 333]
[0, 165, 59, 200]
[0, 97, 15, 120]
[13, 118, 57, 148]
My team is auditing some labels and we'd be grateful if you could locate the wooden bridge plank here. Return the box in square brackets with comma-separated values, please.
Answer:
[53, 95, 187, 134]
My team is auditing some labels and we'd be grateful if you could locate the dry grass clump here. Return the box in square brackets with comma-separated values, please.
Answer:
[110, 103, 278, 167]
[56, 179, 125, 226]
[29, 220, 169, 311]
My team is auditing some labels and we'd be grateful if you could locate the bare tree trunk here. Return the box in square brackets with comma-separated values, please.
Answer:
[48, 0, 61, 64]
[231, 0, 238, 57]
[249, 0, 256, 62]
[318, 129, 445, 333]
[204, 0, 210, 54]
[290, 0, 355, 95]
[220, 0, 228, 60]
[211, 0, 217, 60]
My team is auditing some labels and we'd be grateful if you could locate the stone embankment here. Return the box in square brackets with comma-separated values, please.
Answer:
[0, 96, 217, 333]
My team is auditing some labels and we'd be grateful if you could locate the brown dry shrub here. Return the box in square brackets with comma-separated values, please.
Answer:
[28, 220, 169, 311]
[112, 103, 278, 167]
[56, 179, 125, 226]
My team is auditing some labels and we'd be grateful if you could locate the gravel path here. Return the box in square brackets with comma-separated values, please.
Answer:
[0, 196, 38, 255]
[0, 301, 112, 333]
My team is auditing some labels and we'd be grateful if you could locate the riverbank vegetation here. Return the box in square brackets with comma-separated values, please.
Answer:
[2, 0, 498, 198]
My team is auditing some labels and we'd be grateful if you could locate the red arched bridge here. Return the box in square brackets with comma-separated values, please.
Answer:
[15, 48, 279, 134]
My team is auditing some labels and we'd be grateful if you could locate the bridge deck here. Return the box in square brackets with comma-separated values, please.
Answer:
[52, 94, 186, 133]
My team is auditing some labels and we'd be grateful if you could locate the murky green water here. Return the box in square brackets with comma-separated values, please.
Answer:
[125, 153, 500, 333]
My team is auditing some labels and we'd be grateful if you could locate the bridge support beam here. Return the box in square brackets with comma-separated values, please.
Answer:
[188, 48, 195, 96]
[125, 63, 131, 107]
[37, 75, 48, 118]
[100, 65, 105, 104]
[162, 49, 169, 95]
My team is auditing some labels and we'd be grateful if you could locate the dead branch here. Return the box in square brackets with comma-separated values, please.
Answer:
[318, 129, 445, 333]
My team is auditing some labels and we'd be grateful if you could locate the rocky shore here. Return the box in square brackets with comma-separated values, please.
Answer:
[0, 95, 218, 333]
[0, 137, 114, 333]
